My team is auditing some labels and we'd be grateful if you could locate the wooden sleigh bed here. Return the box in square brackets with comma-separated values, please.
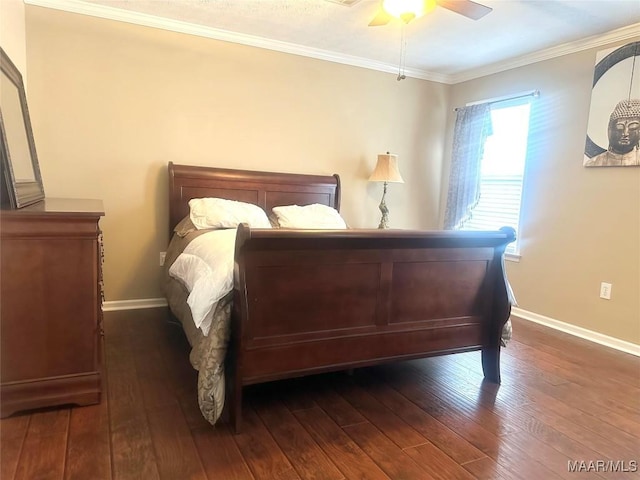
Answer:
[166, 162, 515, 432]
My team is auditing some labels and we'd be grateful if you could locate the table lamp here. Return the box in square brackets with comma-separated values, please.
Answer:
[368, 152, 404, 229]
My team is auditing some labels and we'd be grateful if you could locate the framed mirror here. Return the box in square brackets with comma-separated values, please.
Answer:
[1, 47, 45, 208]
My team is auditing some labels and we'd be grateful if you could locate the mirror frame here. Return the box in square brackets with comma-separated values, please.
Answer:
[1, 47, 45, 209]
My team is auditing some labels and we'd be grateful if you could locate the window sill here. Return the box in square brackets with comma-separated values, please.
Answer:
[505, 253, 521, 263]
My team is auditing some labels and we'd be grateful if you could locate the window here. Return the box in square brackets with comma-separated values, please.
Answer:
[461, 97, 532, 256]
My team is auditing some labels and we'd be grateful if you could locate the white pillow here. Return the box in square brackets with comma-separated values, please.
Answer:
[189, 198, 271, 230]
[272, 204, 347, 229]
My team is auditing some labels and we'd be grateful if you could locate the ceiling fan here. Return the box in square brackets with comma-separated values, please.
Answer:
[369, 0, 492, 26]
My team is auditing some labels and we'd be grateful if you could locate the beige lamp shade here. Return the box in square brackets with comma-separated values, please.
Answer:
[368, 153, 404, 183]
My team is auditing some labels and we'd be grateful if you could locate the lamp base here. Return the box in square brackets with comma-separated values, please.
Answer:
[378, 182, 389, 229]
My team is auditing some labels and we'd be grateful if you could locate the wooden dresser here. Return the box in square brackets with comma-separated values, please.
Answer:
[0, 198, 105, 417]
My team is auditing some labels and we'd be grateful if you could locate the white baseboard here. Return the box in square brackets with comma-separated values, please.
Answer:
[103, 298, 168, 311]
[101, 299, 639, 357]
[512, 306, 640, 357]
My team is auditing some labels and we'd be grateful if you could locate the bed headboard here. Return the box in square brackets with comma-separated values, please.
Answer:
[168, 162, 341, 232]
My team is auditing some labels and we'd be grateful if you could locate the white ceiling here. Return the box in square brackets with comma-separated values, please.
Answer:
[28, 0, 640, 83]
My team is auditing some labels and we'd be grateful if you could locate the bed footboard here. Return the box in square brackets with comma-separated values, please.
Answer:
[229, 225, 515, 432]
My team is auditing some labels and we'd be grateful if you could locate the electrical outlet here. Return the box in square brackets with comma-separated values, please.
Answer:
[599, 282, 612, 300]
[159, 251, 166, 267]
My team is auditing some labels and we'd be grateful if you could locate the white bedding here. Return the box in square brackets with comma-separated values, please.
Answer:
[168, 228, 236, 336]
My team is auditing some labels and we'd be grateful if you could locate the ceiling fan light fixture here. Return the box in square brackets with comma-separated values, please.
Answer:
[382, 0, 436, 23]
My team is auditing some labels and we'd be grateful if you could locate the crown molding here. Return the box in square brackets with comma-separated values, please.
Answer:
[24, 0, 640, 85]
[449, 23, 640, 84]
[24, 0, 449, 83]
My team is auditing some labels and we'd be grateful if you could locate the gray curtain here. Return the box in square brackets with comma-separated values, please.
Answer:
[444, 103, 493, 229]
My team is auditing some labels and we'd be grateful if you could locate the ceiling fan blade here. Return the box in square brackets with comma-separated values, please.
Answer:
[368, 9, 391, 26]
[437, 0, 492, 20]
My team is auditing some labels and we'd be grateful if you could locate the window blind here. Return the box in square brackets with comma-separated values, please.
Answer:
[462, 175, 523, 254]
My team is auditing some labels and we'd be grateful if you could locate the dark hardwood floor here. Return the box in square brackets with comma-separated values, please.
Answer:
[2, 308, 639, 479]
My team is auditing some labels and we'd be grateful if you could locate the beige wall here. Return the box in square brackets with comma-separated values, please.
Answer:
[24, 5, 639, 345]
[25, 6, 448, 302]
[0, 0, 27, 79]
[445, 40, 640, 345]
